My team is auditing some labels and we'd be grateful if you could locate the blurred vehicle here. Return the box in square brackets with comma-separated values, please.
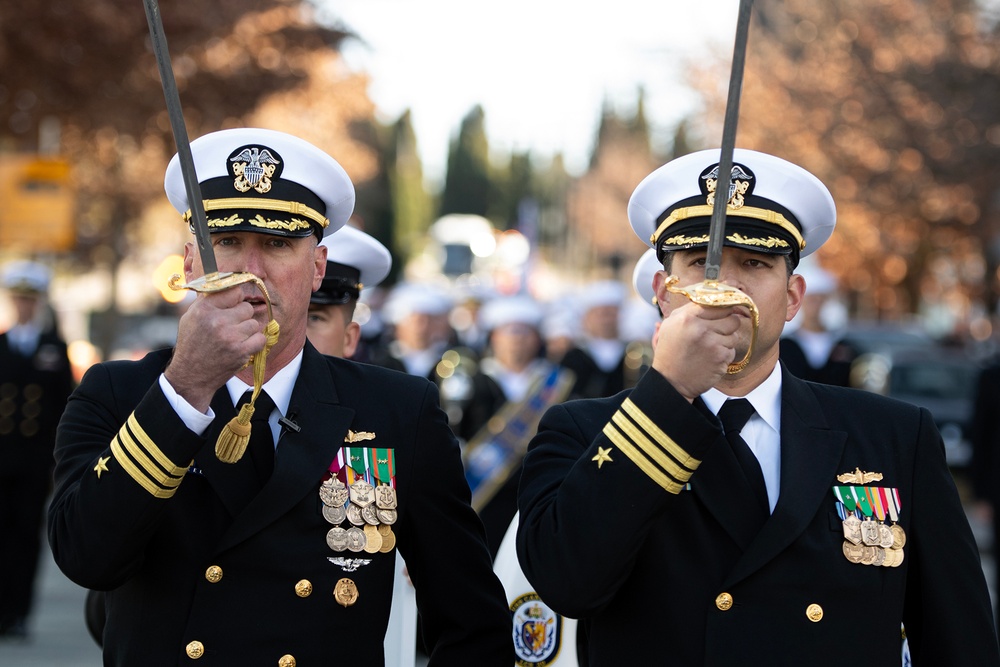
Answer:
[850, 343, 979, 470]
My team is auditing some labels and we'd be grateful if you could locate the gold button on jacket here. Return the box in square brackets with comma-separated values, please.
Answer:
[295, 580, 313, 597]
[185, 640, 205, 658]
[806, 603, 824, 622]
[715, 592, 733, 611]
[278, 655, 296, 667]
[205, 566, 223, 583]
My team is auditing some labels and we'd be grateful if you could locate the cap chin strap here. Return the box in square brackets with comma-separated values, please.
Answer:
[168, 271, 280, 463]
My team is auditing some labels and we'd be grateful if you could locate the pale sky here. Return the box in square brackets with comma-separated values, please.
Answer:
[318, 0, 740, 186]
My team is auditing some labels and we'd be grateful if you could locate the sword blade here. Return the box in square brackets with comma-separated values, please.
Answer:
[704, 0, 755, 282]
[142, 0, 218, 275]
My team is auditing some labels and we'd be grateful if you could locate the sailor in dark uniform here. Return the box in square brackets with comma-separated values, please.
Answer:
[517, 148, 999, 666]
[49, 128, 511, 665]
[558, 280, 634, 399]
[307, 224, 392, 360]
[0, 260, 74, 639]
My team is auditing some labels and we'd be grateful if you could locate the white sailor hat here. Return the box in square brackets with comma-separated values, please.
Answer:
[312, 225, 392, 305]
[2, 260, 50, 294]
[628, 148, 836, 267]
[795, 255, 838, 295]
[631, 248, 661, 309]
[478, 295, 545, 332]
[576, 280, 626, 313]
[165, 128, 355, 241]
[383, 282, 454, 325]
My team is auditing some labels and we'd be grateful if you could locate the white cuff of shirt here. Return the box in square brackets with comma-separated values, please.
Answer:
[158, 373, 216, 436]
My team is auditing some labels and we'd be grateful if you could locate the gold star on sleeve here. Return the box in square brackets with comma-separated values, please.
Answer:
[94, 456, 110, 479]
[592, 447, 613, 469]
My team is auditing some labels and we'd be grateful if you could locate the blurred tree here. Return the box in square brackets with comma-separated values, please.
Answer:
[566, 90, 658, 279]
[439, 105, 501, 221]
[0, 0, 383, 352]
[689, 0, 1000, 326]
[382, 109, 432, 278]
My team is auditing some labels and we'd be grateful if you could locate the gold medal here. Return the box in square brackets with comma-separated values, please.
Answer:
[345, 526, 367, 553]
[882, 549, 903, 567]
[326, 527, 349, 552]
[842, 515, 862, 545]
[842, 541, 864, 564]
[878, 523, 895, 549]
[891, 524, 906, 549]
[375, 484, 397, 510]
[363, 524, 382, 554]
[322, 504, 347, 526]
[346, 503, 365, 526]
[890, 547, 904, 568]
[349, 479, 375, 507]
[871, 546, 887, 567]
[859, 546, 876, 565]
[860, 519, 881, 546]
[334, 578, 359, 607]
[376, 508, 398, 525]
[319, 477, 349, 507]
[378, 525, 396, 553]
[361, 503, 380, 526]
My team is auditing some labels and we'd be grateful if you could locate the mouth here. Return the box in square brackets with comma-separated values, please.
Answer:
[733, 305, 752, 319]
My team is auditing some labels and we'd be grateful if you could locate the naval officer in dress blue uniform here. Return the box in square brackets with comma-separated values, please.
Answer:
[0, 260, 74, 639]
[517, 148, 1000, 666]
[49, 128, 511, 666]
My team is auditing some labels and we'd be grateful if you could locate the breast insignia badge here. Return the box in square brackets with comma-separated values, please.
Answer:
[327, 557, 372, 572]
[345, 430, 376, 443]
[836, 467, 883, 484]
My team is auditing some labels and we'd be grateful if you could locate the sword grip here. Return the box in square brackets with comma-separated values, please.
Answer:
[664, 276, 759, 375]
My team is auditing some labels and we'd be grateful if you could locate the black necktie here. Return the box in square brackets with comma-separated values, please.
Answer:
[718, 399, 769, 515]
[238, 391, 276, 485]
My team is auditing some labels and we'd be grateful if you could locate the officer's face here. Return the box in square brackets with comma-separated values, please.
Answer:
[307, 303, 360, 358]
[660, 247, 804, 363]
[185, 231, 326, 355]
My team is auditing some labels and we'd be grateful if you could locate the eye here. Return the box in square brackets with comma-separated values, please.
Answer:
[214, 235, 239, 247]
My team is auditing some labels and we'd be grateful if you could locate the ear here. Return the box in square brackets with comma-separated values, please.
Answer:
[312, 242, 328, 292]
[652, 269, 674, 313]
[343, 321, 362, 359]
[785, 272, 806, 323]
[182, 242, 197, 281]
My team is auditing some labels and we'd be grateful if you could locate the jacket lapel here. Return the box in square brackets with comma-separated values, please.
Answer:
[215, 344, 356, 553]
[723, 369, 847, 586]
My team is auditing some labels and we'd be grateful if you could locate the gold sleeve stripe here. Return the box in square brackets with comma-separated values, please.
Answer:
[117, 424, 184, 489]
[611, 411, 696, 483]
[602, 423, 685, 494]
[126, 414, 189, 477]
[621, 399, 701, 470]
[110, 436, 177, 499]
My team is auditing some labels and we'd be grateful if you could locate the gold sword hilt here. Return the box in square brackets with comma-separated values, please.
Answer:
[168, 271, 280, 463]
[168, 271, 274, 323]
[664, 275, 759, 375]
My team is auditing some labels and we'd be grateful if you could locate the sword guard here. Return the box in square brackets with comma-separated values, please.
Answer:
[167, 270, 280, 464]
[664, 276, 759, 374]
[168, 271, 274, 323]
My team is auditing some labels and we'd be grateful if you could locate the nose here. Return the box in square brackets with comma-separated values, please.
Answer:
[241, 243, 266, 277]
